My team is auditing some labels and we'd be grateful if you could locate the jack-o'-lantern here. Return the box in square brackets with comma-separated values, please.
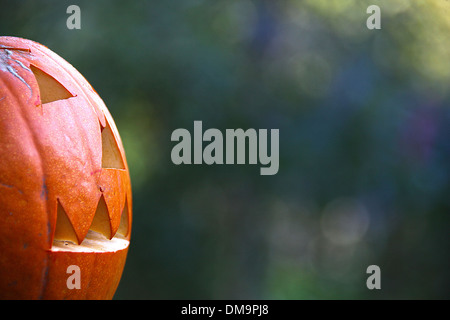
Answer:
[0, 36, 132, 299]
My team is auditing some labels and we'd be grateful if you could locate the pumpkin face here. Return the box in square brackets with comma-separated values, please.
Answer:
[0, 37, 132, 299]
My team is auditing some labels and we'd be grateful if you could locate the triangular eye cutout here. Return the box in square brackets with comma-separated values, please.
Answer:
[30, 65, 74, 104]
[116, 199, 129, 237]
[101, 123, 126, 169]
[53, 201, 79, 244]
[89, 195, 113, 239]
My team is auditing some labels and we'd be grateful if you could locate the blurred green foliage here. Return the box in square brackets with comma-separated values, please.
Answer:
[1, 0, 450, 299]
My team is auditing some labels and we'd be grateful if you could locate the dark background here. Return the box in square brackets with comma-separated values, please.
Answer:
[1, 0, 449, 299]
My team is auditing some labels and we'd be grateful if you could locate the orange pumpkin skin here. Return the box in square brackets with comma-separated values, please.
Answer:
[0, 37, 132, 299]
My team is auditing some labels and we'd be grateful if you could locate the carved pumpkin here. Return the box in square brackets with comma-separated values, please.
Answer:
[0, 37, 132, 299]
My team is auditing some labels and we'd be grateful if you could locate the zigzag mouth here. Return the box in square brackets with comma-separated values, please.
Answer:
[52, 195, 130, 246]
